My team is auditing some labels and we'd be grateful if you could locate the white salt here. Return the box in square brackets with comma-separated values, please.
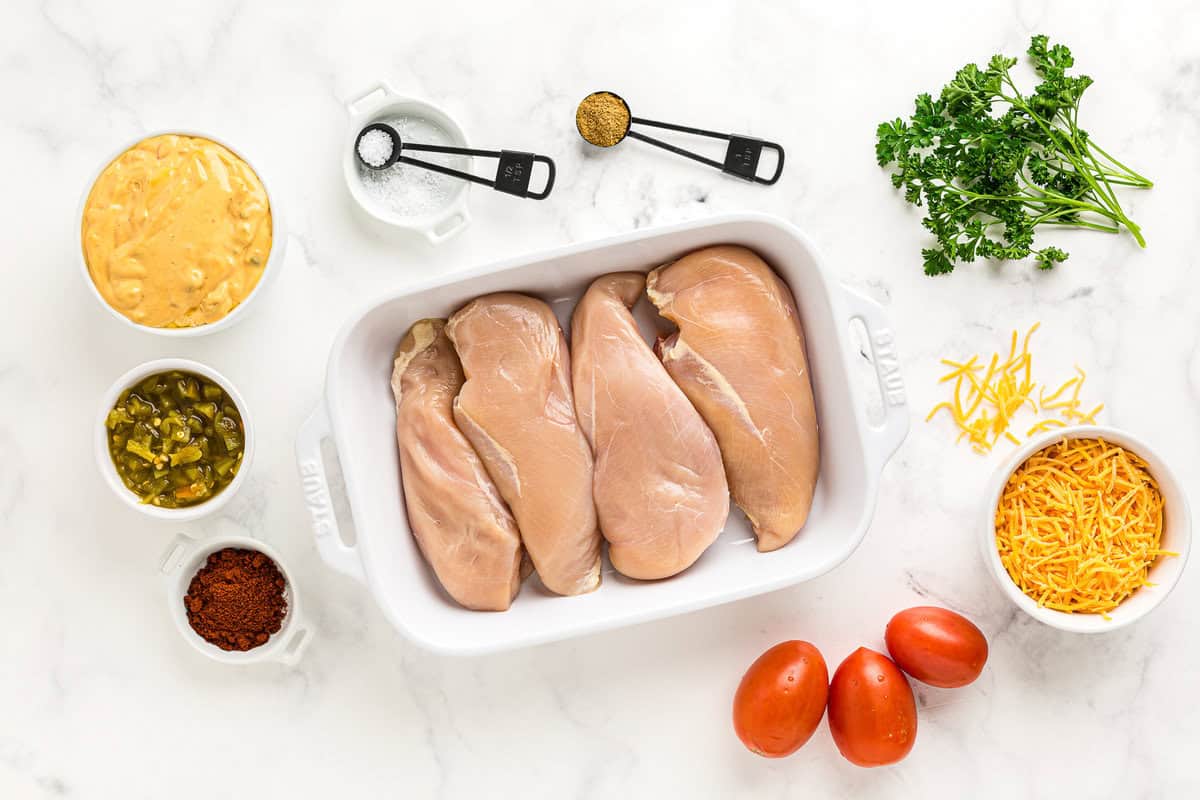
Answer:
[357, 129, 394, 167]
[355, 115, 462, 218]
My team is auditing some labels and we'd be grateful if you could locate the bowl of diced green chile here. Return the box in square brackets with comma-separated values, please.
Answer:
[96, 359, 254, 520]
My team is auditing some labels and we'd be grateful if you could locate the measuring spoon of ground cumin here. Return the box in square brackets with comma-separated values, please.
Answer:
[575, 90, 785, 185]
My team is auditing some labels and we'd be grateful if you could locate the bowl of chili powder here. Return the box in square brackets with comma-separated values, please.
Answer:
[161, 534, 311, 664]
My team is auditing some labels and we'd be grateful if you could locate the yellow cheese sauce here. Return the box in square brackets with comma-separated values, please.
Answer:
[82, 134, 273, 328]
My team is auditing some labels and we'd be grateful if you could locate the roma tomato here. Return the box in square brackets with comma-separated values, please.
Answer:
[732, 640, 829, 758]
[828, 647, 917, 767]
[885, 606, 988, 688]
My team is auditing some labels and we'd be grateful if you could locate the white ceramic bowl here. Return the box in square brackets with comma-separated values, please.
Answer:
[981, 425, 1191, 633]
[77, 129, 287, 337]
[160, 533, 311, 665]
[95, 358, 254, 521]
[342, 82, 472, 244]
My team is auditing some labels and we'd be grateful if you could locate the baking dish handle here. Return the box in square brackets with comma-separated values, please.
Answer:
[840, 286, 909, 473]
[296, 403, 366, 583]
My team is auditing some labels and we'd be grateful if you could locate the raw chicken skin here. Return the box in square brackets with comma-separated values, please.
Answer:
[446, 293, 602, 596]
[646, 246, 820, 552]
[391, 319, 524, 611]
[571, 272, 729, 579]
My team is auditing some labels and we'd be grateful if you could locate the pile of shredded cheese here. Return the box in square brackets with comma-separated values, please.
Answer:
[995, 438, 1172, 617]
[927, 323, 1104, 453]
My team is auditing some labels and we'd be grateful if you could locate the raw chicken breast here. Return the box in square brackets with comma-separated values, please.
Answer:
[646, 246, 819, 552]
[571, 272, 729, 579]
[446, 294, 602, 596]
[391, 319, 524, 611]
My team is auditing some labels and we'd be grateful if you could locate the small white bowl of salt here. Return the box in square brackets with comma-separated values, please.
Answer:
[343, 83, 472, 244]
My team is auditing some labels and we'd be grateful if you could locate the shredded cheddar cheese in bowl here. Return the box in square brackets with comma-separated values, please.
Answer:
[994, 437, 1174, 618]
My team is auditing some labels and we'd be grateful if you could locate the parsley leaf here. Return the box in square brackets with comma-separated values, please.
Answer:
[877, 36, 1152, 276]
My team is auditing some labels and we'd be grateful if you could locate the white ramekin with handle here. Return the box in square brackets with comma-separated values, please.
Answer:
[96, 358, 254, 522]
[981, 425, 1192, 633]
[77, 129, 287, 337]
[342, 82, 472, 244]
[160, 532, 312, 666]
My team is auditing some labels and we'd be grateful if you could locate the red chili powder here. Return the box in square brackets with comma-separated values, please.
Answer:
[184, 547, 288, 652]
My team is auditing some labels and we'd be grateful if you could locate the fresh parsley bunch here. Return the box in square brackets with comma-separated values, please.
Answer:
[876, 35, 1152, 276]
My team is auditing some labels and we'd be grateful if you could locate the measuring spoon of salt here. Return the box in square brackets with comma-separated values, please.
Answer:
[355, 123, 556, 200]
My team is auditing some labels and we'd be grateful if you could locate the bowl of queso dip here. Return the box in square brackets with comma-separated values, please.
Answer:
[79, 132, 285, 335]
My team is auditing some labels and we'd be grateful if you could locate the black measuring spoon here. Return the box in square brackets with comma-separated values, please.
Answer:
[355, 123, 556, 200]
[575, 91, 785, 185]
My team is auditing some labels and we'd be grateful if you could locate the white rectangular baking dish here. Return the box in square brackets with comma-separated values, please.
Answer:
[296, 213, 908, 655]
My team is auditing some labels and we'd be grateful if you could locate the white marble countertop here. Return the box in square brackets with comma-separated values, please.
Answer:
[4, 0, 1199, 796]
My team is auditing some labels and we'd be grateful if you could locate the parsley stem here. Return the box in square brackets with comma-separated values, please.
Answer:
[1037, 155, 1148, 186]
[998, 76, 1126, 209]
[1040, 218, 1122, 234]
[1065, 108, 1124, 213]
[1087, 140, 1154, 187]
[943, 180, 1112, 217]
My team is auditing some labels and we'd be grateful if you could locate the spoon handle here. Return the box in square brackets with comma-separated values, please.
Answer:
[627, 117, 785, 185]
[401, 144, 556, 200]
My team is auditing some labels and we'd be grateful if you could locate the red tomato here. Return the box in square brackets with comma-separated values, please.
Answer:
[885, 606, 988, 688]
[732, 640, 829, 758]
[827, 647, 917, 767]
